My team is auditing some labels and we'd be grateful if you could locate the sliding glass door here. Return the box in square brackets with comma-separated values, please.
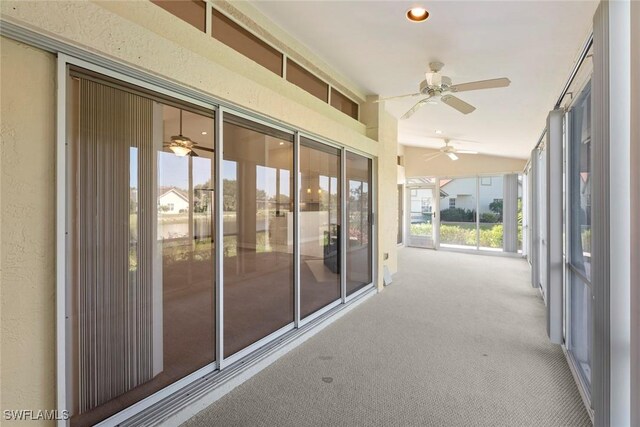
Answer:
[69, 73, 216, 427]
[436, 175, 520, 252]
[407, 186, 436, 248]
[439, 177, 478, 249]
[65, 67, 375, 427]
[346, 152, 373, 296]
[566, 82, 592, 392]
[299, 138, 341, 319]
[478, 176, 504, 252]
[222, 115, 294, 357]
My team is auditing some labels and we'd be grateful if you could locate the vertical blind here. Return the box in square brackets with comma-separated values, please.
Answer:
[76, 78, 155, 413]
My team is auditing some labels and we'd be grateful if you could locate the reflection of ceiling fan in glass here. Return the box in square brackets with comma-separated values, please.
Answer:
[377, 61, 511, 119]
[163, 109, 214, 157]
[423, 139, 478, 162]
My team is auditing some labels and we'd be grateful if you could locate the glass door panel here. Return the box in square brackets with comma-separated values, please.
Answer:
[222, 115, 294, 357]
[346, 152, 372, 296]
[69, 76, 216, 427]
[569, 270, 592, 386]
[567, 82, 592, 393]
[478, 176, 504, 252]
[439, 177, 478, 249]
[407, 187, 435, 248]
[299, 138, 341, 319]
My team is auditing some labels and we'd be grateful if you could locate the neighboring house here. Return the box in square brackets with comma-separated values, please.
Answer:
[440, 177, 504, 214]
[158, 187, 189, 213]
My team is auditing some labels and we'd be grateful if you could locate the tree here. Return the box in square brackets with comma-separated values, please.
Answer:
[223, 179, 237, 211]
[489, 199, 503, 221]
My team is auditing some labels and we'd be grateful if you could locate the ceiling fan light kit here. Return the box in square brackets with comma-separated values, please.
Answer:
[421, 138, 479, 162]
[169, 144, 191, 157]
[163, 109, 214, 157]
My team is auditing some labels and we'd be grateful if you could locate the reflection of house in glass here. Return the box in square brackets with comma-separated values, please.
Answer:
[158, 187, 189, 213]
[157, 187, 191, 240]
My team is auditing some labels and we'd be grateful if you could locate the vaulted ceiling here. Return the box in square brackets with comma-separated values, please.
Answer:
[250, 1, 598, 159]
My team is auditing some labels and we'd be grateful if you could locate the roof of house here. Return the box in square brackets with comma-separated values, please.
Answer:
[158, 187, 189, 202]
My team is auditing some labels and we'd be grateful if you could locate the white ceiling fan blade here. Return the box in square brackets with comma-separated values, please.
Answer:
[374, 92, 422, 103]
[449, 78, 511, 93]
[446, 152, 459, 161]
[441, 95, 476, 114]
[423, 152, 444, 162]
[401, 97, 432, 120]
[456, 150, 478, 154]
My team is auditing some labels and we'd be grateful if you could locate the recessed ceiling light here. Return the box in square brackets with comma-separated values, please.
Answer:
[201, 131, 207, 135]
[406, 7, 429, 22]
[279, 142, 284, 145]
[435, 130, 443, 135]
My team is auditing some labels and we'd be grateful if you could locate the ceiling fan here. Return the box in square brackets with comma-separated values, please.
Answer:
[377, 62, 510, 119]
[423, 139, 478, 162]
[163, 109, 214, 157]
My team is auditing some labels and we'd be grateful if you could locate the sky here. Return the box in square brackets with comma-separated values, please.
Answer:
[130, 149, 290, 197]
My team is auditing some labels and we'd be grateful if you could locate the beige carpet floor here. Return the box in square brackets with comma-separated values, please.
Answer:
[182, 248, 591, 427]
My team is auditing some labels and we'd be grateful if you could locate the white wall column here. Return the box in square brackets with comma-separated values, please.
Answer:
[631, 2, 640, 425]
[546, 110, 563, 344]
[530, 149, 540, 288]
[593, 1, 631, 425]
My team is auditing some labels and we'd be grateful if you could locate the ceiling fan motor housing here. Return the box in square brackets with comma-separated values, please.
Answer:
[420, 75, 452, 95]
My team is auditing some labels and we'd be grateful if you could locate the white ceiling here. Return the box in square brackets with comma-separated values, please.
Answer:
[250, 0, 598, 159]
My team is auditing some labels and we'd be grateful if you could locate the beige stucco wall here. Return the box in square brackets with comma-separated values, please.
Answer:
[361, 98, 399, 286]
[0, 0, 399, 420]
[1, 37, 57, 423]
[403, 145, 527, 178]
[1, 0, 371, 149]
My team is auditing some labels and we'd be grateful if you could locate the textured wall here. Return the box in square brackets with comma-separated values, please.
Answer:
[403, 146, 526, 178]
[0, 37, 57, 424]
[0, 0, 371, 150]
[361, 97, 399, 286]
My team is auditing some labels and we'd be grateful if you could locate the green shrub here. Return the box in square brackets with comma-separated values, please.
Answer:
[410, 223, 433, 236]
[479, 225, 503, 248]
[440, 224, 476, 245]
[439, 224, 504, 248]
[440, 208, 475, 222]
[479, 212, 499, 223]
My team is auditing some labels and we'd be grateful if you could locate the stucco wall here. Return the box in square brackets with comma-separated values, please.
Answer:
[403, 145, 526, 178]
[1, 0, 371, 150]
[361, 97, 399, 286]
[1, 37, 57, 424]
[377, 108, 399, 282]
